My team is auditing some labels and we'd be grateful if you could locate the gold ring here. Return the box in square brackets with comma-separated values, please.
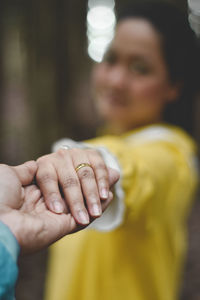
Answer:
[75, 163, 92, 172]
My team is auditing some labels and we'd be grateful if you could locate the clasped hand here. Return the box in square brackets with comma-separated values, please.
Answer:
[0, 148, 119, 253]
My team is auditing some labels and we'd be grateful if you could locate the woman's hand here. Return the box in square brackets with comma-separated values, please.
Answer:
[36, 148, 119, 225]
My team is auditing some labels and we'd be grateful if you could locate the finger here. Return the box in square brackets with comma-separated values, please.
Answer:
[13, 161, 37, 185]
[24, 184, 40, 197]
[70, 192, 114, 234]
[36, 158, 64, 214]
[108, 168, 120, 187]
[87, 149, 109, 200]
[71, 149, 102, 218]
[22, 185, 41, 208]
[101, 191, 113, 211]
[56, 149, 90, 225]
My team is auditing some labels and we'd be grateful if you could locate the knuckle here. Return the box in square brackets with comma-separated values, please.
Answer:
[86, 147, 95, 153]
[96, 163, 107, 172]
[36, 172, 55, 184]
[56, 148, 68, 157]
[97, 175, 108, 182]
[36, 155, 46, 164]
[79, 168, 94, 180]
[87, 148, 100, 156]
[70, 148, 80, 155]
[24, 163, 34, 177]
[62, 176, 79, 189]
[57, 147, 79, 157]
[36, 154, 54, 165]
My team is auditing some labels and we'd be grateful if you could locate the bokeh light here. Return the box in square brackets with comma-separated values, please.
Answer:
[188, 0, 200, 37]
[87, 0, 116, 62]
[88, 0, 115, 10]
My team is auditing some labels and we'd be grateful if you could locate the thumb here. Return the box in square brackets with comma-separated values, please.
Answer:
[108, 168, 120, 188]
[13, 161, 37, 186]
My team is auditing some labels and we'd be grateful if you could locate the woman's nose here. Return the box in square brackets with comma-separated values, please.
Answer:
[107, 65, 128, 90]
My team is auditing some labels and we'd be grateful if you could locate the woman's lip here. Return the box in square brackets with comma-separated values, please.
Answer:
[102, 93, 128, 106]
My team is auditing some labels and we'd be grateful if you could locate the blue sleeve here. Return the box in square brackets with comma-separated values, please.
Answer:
[0, 221, 20, 300]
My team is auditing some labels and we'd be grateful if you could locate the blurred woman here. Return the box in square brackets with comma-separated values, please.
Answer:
[44, 2, 200, 300]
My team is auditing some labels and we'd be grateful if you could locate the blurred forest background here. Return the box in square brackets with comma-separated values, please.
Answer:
[0, 0, 199, 299]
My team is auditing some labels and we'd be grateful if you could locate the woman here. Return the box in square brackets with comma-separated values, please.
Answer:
[44, 2, 200, 300]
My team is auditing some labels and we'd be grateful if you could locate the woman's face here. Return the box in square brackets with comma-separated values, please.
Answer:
[92, 18, 179, 132]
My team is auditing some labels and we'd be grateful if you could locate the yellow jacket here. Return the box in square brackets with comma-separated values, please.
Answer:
[45, 124, 198, 300]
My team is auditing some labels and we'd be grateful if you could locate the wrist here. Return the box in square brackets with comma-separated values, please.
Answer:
[0, 209, 22, 245]
[0, 220, 20, 262]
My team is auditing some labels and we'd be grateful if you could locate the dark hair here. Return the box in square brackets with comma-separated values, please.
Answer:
[118, 1, 200, 134]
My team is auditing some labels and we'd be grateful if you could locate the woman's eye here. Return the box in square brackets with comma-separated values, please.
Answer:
[129, 62, 150, 74]
[103, 53, 117, 65]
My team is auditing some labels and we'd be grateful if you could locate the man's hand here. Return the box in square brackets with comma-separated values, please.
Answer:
[0, 161, 37, 209]
[0, 162, 114, 253]
[1, 184, 113, 253]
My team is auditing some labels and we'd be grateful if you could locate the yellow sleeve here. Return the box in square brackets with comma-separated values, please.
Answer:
[88, 135, 198, 227]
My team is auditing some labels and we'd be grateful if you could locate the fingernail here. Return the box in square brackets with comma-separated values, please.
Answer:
[33, 189, 41, 198]
[101, 188, 108, 199]
[108, 191, 113, 201]
[78, 211, 89, 224]
[91, 204, 102, 216]
[52, 201, 64, 214]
